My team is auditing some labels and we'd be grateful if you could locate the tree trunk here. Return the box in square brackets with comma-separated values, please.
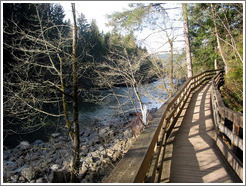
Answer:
[182, 3, 193, 78]
[169, 39, 174, 96]
[214, 58, 218, 70]
[132, 84, 146, 125]
[214, 47, 218, 70]
[211, 3, 228, 74]
[71, 3, 80, 182]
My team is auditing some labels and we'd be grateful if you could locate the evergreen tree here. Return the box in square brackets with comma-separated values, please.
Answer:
[188, 3, 243, 111]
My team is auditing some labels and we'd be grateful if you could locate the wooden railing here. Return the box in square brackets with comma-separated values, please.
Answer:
[105, 70, 218, 183]
[211, 70, 243, 181]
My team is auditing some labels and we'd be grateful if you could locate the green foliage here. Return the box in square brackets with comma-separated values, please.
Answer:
[188, 3, 243, 111]
[188, 3, 218, 74]
[222, 33, 243, 112]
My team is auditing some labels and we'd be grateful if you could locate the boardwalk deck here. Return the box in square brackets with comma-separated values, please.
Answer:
[161, 82, 241, 183]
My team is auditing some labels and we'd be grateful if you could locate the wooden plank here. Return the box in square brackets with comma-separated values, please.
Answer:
[217, 123, 243, 150]
[167, 82, 239, 183]
[160, 103, 188, 183]
[218, 107, 243, 128]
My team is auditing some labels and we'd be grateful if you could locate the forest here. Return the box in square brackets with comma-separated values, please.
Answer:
[2, 2, 243, 183]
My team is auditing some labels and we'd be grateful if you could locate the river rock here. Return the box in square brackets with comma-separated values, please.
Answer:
[49, 169, 70, 183]
[150, 107, 158, 114]
[106, 149, 114, 158]
[107, 130, 114, 138]
[88, 132, 99, 145]
[113, 142, 122, 152]
[16, 156, 25, 167]
[33, 140, 43, 145]
[2, 107, 149, 183]
[97, 145, 104, 152]
[90, 163, 98, 172]
[123, 138, 133, 152]
[18, 141, 30, 150]
[112, 151, 121, 163]
[84, 172, 95, 183]
[50, 164, 59, 171]
[14, 165, 27, 174]
[4, 161, 18, 170]
[80, 164, 88, 175]
[85, 156, 93, 164]
[98, 128, 107, 138]
[81, 145, 88, 153]
[80, 136, 87, 143]
[10, 174, 19, 182]
[51, 133, 60, 138]
[21, 167, 36, 182]
[36, 177, 46, 183]
[123, 128, 132, 138]
[82, 129, 91, 137]
[90, 151, 100, 159]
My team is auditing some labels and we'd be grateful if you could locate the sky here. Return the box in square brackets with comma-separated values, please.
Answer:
[60, 1, 185, 54]
[60, 1, 130, 33]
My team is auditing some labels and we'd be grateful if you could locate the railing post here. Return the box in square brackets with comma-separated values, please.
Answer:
[210, 70, 243, 181]
[231, 123, 240, 153]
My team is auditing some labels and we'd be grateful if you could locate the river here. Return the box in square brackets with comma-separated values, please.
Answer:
[78, 79, 170, 126]
[4, 79, 172, 148]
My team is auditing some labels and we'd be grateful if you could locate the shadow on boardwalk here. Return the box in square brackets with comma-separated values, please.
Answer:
[162, 82, 241, 183]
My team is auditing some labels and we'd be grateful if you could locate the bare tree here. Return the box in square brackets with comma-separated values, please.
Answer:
[94, 44, 151, 125]
[3, 3, 81, 182]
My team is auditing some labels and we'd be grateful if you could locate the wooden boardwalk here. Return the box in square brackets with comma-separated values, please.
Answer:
[162, 82, 241, 183]
[105, 71, 243, 183]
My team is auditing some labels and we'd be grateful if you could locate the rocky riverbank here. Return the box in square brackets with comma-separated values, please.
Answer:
[3, 108, 158, 183]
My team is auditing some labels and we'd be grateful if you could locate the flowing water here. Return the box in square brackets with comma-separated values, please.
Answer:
[78, 79, 170, 126]
[4, 79, 171, 147]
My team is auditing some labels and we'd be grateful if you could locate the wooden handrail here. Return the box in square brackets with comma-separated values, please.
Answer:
[210, 70, 243, 181]
[105, 69, 218, 183]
